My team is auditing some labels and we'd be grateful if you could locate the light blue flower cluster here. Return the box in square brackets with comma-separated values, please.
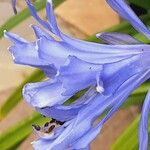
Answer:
[7, 0, 150, 149]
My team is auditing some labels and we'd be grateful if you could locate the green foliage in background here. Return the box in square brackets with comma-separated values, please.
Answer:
[112, 116, 150, 150]
[129, 0, 150, 10]
[0, 113, 49, 150]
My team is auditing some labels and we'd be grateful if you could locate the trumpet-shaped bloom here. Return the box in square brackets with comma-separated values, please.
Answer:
[6, 0, 150, 149]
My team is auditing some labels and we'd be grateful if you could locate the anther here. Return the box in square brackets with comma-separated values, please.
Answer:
[45, 125, 55, 133]
[32, 124, 41, 131]
[55, 120, 65, 125]
[44, 122, 50, 127]
[50, 118, 56, 123]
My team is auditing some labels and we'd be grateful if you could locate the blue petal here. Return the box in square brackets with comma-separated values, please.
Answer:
[139, 90, 150, 150]
[45, 93, 109, 149]
[23, 79, 72, 108]
[107, 0, 150, 39]
[46, 0, 60, 36]
[71, 125, 102, 149]
[38, 36, 142, 67]
[72, 70, 150, 150]
[25, 0, 52, 31]
[5, 32, 56, 77]
[4, 31, 28, 44]
[11, 0, 17, 14]
[26, 0, 150, 57]
[38, 37, 67, 68]
[141, 50, 150, 69]
[77, 71, 150, 149]
[59, 56, 103, 95]
[26, 0, 60, 36]
[44, 70, 150, 149]
[96, 32, 141, 45]
[32, 139, 54, 150]
[31, 25, 54, 40]
[25, 1, 145, 57]
[102, 54, 146, 95]
[36, 105, 80, 122]
[60, 33, 147, 54]
[58, 53, 147, 96]
[45, 0, 143, 51]
[100, 70, 150, 126]
[36, 87, 97, 122]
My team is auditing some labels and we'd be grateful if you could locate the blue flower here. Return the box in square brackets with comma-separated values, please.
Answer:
[5, 0, 150, 149]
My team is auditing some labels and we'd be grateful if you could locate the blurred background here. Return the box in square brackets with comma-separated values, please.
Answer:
[0, 0, 147, 149]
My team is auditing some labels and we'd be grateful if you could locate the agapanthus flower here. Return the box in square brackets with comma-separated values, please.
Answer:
[5, 0, 150, 149]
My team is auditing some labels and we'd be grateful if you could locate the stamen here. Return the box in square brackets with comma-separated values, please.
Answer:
[96, 72, 104, 93]
[50, 118, 65, 125]
[47, 125, 55, 133]
[32, 118, 65, 136]
[55, 120, 65, 125]
[96, 85, 104, 93]
[44, 122, 50, 127]
[50, 118, 56, 123]
[32, 124, 41, 131]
